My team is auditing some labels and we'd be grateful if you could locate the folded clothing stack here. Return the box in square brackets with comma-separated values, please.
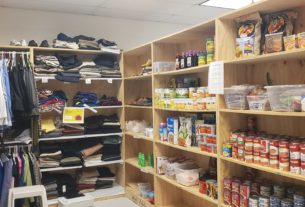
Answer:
[34, 55, 62, 77]
[79, 39, 99, 50]
[42, 173, 59, 199]
[73, 92, 100, 107]
[39, 151, 62, 168]
[84, 114, 122, 134]
[94, 54, 121, 78]
[101, 136, 122, 161]
[78, 61, 102, 78]
[55, 54, 82, 82]
[100, 95, 122, 106]
[38, 90, 67, 113]
[77, 167, 115, 194]
[98, 39, 120, 54]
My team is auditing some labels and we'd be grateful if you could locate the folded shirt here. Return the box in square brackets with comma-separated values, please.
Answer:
[79, 40, 99, 50]
[53, 39, 79, 49]
[55, 72, 81, 83]
[35, 55, 60, 68]
[60, 156, 83, 167]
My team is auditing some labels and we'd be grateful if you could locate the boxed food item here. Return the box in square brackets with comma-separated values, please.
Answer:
[178, 117, 192, 147]
[235, 12, 262, 58]
[156, 156, 168, 175]
[283, 34, 297, 51]
[167, 117, 179, 145]
[297, 32, 305, 48]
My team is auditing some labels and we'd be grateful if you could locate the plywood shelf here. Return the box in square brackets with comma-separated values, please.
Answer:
[155, 140, 217, 158]
[125, 74, 152, 80]
[155, 107, 216, 113]
[126, 157, 155, 175]
[126, 105, 152, 109]
[154, 65, 209, 76]
[219, 109, 305, 117]
[220, 156, 305, 182]
[33, 46, 121, 55]
[38, 132, 123, 142]
[125, 131, 154, 142]
[156, 175, 218, 205]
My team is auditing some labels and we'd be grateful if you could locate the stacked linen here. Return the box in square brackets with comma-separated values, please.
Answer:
[38, 90, 67, 113]
[84, 114, 122, 134]
[42, 173, 58, 199]
[34, 55, 62, 77]
[101, 136, 122, 161]
[55, 54, 82, 83]
[100, 95, 122, 106]
[39, 151, 62, 168]
[94, 54, 122, 78]
[97, 39, 120, 54]
[78, 61, 102, 78]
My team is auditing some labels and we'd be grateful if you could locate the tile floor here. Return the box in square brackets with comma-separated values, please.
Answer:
[94, 197, 139, 207]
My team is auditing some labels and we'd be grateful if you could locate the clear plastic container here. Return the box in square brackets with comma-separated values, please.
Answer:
[246, 95, 270, 111]
[153, 61, 175, 73]
[174, 163, 202, 177]
[224, 85, 255, 110]
[265, 85, 305, 112]
[137, 183, 152, 198]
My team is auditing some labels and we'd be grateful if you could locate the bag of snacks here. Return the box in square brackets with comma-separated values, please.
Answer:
[262, 10, 298, 53]
[283, 34, 297, 51]
[297, 32, 305, 48]
[178, 117, 192, 147]
[235, 12, 262, 58]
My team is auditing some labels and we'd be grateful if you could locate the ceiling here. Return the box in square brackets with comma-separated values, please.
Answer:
[0, 0, 232, 25]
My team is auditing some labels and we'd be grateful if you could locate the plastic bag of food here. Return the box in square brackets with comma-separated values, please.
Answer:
[178, 117, 192, 147]
[235, 12, 262, 58]
[262, 10, 297, 53]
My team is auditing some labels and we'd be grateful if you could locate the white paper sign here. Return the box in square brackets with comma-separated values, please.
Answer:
[85, 78, 92, 84]
[107, 79, 113, 84]
[42, 77, 48, 83]
[208, 61, 224, 94]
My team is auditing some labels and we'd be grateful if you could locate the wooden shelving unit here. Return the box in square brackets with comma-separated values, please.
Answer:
[123, 1, 305, 207]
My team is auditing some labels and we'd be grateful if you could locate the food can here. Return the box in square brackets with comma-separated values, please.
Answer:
[273, 185, 285, 198]
[224, 189, 232, 205]
[253, 137, 261, 152]
[249, 196, 259, 207]
[290, 159, 301, 174]
[238, 133, 246, 145]
[232, 192, 240, 207]
[233, 145, 238, 159]
[260, 138, 270, 154]
[232, 180, 241, 193]
[199, 179, 207, 194]
[260, 184, 272, 197]
[212, 182, 218, 199]
[254, 152, 260, 164]
[270, 139, 280, 156]
[245, 153, 254, 163]
[290, 140, 301, 160]
[279, 157, 290, 171]
[260, 153, 269, 167]
[251, 182, 260, 196]
[259, 196, 270, 207]
[293, 194, 305, 207]
[206, 179, 216, 197]
[240, 196, 249, 207]
[286, 187, 295, 199]
[223, 142, 233, 157]
[269, 196, 280, 207]
[240, 183, 250, 198]
[301, 162, 305, 176]
[224, 178, 232, 190]
[270, 155, 279, 169]
[245, 136, 254, 151]
[176, 88, 189, 98]
[231, 132, 239, 142]
[301, 142, 305, 162]
[281, 198, 293, 207]
[279, 140, 290, 158]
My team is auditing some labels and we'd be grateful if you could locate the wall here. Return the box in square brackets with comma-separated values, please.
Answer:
[0, 7, 188, 50]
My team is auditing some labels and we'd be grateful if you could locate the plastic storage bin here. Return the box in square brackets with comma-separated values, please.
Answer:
[174, 163, 201, 186]
[265, 85, 305, 112]
[224, 85, 255, 110]
[246, 95, 270, 111]
[153, 62, 175, 73]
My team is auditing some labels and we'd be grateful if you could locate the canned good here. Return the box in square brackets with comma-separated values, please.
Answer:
[270, 155, 279, 169]
[212, 182, 218, 199]
[254, 137, 261, 152]
[245, 154, 254, 163]
[199, 179, 207, 194]
[269, 196, 280, 207]
[251, 182, 260, 196]
[290, 159, 301, 174]
[232, 180, 241, 193]
[301, 162, 305, 176]
[238, 133, 246, 145]
[260, 138, 270, 154]
[293, 194, 305, 207]
[279, 157, 290, 171]
[281, 198, 293, 207]
[206, 179, 216, 198]
[259, 196, 270, 207]
[290, 141, 301, 160]
[233, 192, 240, 207]
[279, 140, 290, 158]
[224, 178, 232, 190]
[260, 153, 269, 167]
[254, 152, 260, 164]
[233, 145, 238, 159]
[240, 183, 250, 198]
[249, 196, 259, 207]
[231, 132, 239, 142]
[273, 185, 285, 198]
[245, 136, 254, 151]
[270, 139, 280, 156]
[260, 184, 272, 197]
[286, 187, 295, 199]
[241, 196, 249, 207]
[223, 142, 232, 157]
[224, 189, 232, 205]
[300, 142, 305, 162]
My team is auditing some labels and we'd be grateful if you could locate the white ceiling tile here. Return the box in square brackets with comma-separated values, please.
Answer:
[178, 5, 231, 18]
[163, 15, 202, 25]
[41, 0, 107, 7]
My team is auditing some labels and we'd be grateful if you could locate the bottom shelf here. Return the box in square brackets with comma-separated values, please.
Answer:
[125, 185, 154, 207]
[47, 184, 125, 205]
[156, 175, 218, 205]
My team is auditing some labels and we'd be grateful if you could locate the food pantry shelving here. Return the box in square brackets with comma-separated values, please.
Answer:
[123, 0, 305, 207]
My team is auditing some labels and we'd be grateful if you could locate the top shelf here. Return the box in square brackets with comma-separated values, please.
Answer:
[154, 64, 209, 76]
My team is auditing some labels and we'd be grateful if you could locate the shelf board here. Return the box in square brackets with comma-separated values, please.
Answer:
[156, 175, 218, 205]
[0, 45, 31, 50]
[225, 48, 305, 65]
[48, 183, 125, 205]
[35, 76, 122, 81]
[125, 186, 154, 207]
[125, 131, 154, 142]
[33, 46, 121, 55]
[125, 74, 152, 80]
[39, 132, 123, 142]
[221, 156, 305, 182]
[155, 107, 216, 113]
[41, 159, 123, 172]
[155, 140, 217, 158]
[154, 65, 209, 76]
[219, 109, 305, 117]
[125, 157, 154, 175]
[125, 105, 152, 109]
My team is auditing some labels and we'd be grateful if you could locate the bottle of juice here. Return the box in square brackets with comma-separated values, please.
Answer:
[187, 51, 192, 68]
[175, 53, 181, 70]
[193, 50, 198, 66]
[180, 52, 185, 69]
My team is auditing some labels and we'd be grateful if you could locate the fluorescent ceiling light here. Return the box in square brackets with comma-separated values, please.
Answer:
[200, 0, 259, 9]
